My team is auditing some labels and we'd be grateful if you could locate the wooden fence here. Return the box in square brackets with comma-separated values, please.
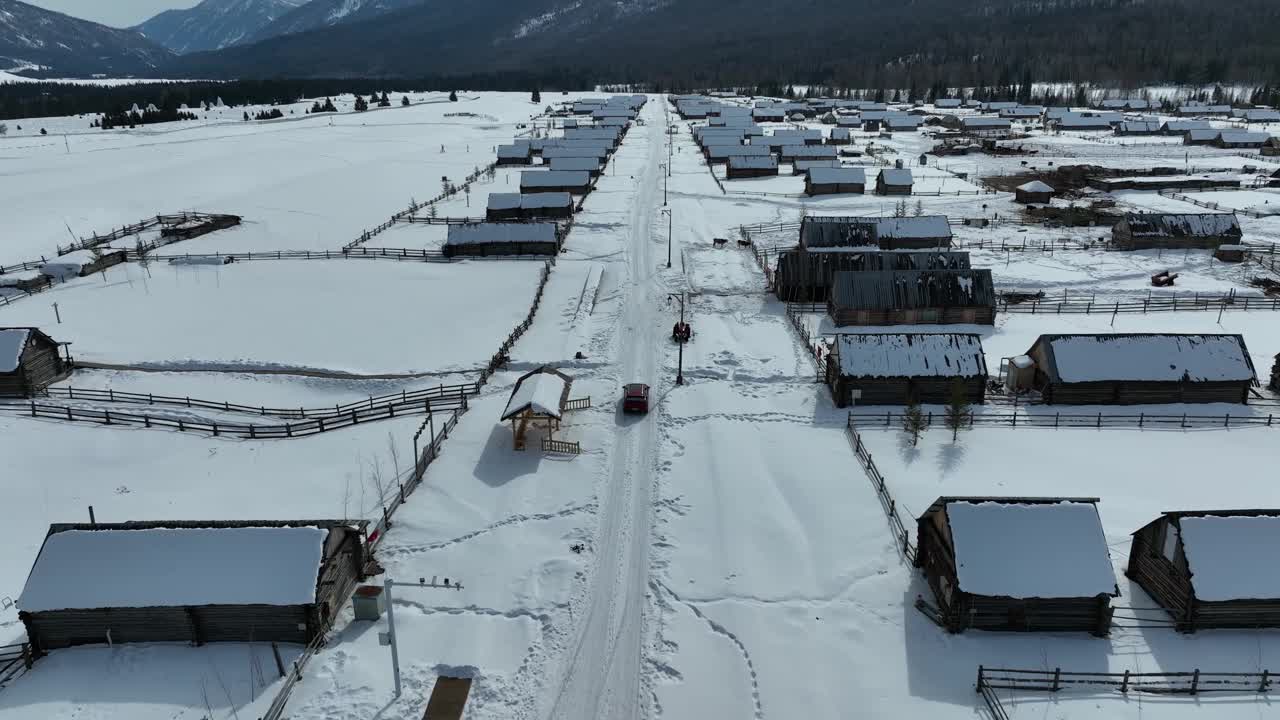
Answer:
[40, 383, 479, 420]
[977, 664, 1274, 699]
[850, 409, 1278, 431]
[542, 438, 583, 454]
[998, 293, 1280, 314]
[344, 161, 500, 251]
[784, 304, 824, 379]
[9, 393, 469, 439]
[846, 417, 915, 560]
[1158, 189, 1280, 219]
[478, 260, 555, 386]
[0, 643, 33, 689]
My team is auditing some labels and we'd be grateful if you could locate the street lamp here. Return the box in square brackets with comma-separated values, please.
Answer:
[659, 163, 668, 206]
[660, 207, 673, 268]
[667, 292, 686, 386]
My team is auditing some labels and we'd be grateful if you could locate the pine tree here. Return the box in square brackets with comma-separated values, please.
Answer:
[902, 401, 927, 447]
[531, 88, 541, 103]
[449, 90, 458, 102]
[913, 199, 924, 217]
[243, 111, 249, 121]
[355, 95, 369, 112]
[401, 96, 410, 107]
[944, 379, 971, 442]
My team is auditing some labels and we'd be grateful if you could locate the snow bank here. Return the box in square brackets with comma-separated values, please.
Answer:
[946, 500, 1117, 599]
[39, 250, 97, 280]
[1179, 514, 1280, 601]
[18, 526, 327, 612]
[0, 328, 30, 372]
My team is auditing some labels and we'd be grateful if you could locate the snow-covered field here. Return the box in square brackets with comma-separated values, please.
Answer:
[2, 91, 1280, 720]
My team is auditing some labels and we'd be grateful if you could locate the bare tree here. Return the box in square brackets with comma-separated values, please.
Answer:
[913, 199, 925, 217]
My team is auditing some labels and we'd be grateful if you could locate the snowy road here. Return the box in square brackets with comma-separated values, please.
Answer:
[543, 100, 670, 720]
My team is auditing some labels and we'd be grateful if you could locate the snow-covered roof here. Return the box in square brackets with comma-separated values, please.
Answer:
[549, 157, 603, 172]
[519, 192, 573, 209]
[728, 156, 778, 169]
[933, 99, 962, 108]
[487, 193, 522, 211]
[963, 117, 1011, 129]
[1016, 181, 1055, 193]
[1036, 334, 1256, 383]
[1163, 120, 1211, 132]
[18, 526, 328, 612]
[878, 168, 913, 186]
[1122, 212, 1241, 238]
[1217, 131, 1271, 144]
[0, 328, 31, 372]
[831, 269, 995, 309]
[807, 167, 866, 185]
[1185, 128, 1221, 141]
[521, 170, 591, 189]
[834, 333, 986, 378]
[945, 500, 1117, 599]
[446, 223, 558, 246]
[497, 144, 531, 159]
[1178, 514, 1280, 601]
[501, 368, 570, 420]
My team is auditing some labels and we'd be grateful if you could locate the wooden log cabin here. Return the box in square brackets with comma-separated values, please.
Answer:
[773, 249, 970, 302]
[0, 327, 70, 398]
[485, 193, 574, 221]
[1013, 181, 1055, 204]
[875, 168, 914, 195]
[726, 155, 779, 179]
[444, 223, 560, 258]
[828, 269, 996, 326]
[804, 167, 866, 196]
[1017, 334, 1258, 405]
[824, 333, 988, 407]
[1127, 511, 1280, 632]
[520, 170, 592, 195]
[18, 520, 367, 654]
[914, 497, 1118, 635]
[1110, 213, 1242, 250]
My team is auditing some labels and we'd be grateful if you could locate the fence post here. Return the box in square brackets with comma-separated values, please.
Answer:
[1121, 669, 1130, 693]
[1052, 667, 1061, 692]
[976, 665, 985, 693]
[1259, 669, 1269, 692]
[1191, 669, 1200, 695]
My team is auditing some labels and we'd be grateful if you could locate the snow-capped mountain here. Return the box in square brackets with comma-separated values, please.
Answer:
[0, 0, 173, 76]
[135, 0, 309, 54]
[246, 0, 422, 44]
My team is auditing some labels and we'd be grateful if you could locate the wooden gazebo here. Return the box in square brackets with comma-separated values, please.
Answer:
[500, 367, 587, 451]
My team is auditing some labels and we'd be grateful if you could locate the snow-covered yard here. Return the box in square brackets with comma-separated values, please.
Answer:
[0, 260, 543, 375]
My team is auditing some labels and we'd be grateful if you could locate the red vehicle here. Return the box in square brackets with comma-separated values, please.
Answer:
[622, 383, 651, 414]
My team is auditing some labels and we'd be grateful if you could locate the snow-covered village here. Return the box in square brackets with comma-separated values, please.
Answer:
[3, 3, 1280, 717]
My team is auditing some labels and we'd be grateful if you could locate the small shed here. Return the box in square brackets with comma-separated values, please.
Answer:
[1111, 213, 1242, 250]
[500, 366, 575, 450]
[18, 520, 366, 653]
[827, 128, 852, 145]
[805, 167, 866, 196]
[914, 497, 1118, 634]
[520, 170, 592, 195]
[0, 327, 70, 398]
[828, 269, 997, 326]
[444, 223, 560, 257]
[1127, 511, 1280, 632]
[726, 155, 779, 179]
[1020, 333, 1257, 404]
[875, 168, 913, 195]
[1213, 244, 1247, 263]
[825, 333, 987, 407]
[1214, 131, 1271, 149]
[1014, 180, 1055, 204]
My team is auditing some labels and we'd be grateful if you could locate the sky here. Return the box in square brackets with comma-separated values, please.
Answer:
[25, 0, 203, 28]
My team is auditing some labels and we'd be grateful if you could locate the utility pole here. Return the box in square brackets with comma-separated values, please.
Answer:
[667, 292, 686, 386]
[661, 208, 673, 268]
[382, 576, 464, 699]
[660, 163, 668, 206]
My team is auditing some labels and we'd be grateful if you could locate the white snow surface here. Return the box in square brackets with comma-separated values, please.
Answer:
[0, 327, 29, 371]
[1179, 514, 1280, 601]
[1016, 180, 1055, 193]
[834, 333, 986, 378]
[946, 501, 1117, 599]
[500, 370, 568, 420]
[1046, 334, 1256, 382]
[18, 526, 326, 612]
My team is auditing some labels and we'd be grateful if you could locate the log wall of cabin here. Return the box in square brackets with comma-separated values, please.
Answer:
[1042, 380, 1250, 405]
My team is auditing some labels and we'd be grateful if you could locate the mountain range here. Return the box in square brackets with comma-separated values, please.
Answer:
[3, 0, 1280, 87]
[0, 0, 172, 76]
